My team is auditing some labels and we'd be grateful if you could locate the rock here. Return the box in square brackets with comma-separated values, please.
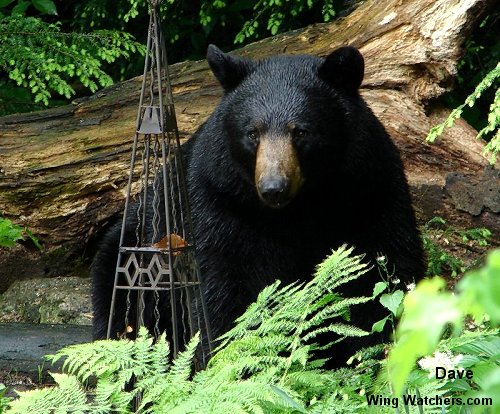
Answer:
[445, 167, 500, 216]
[0, 277, 92, 325]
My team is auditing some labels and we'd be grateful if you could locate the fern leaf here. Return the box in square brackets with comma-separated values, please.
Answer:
[305, 296, 372, 330]
[6, 373, 91, 414]
[303, 323, 368, 343]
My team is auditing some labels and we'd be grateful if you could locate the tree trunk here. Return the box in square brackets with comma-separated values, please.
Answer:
[0, 0, 498, 290]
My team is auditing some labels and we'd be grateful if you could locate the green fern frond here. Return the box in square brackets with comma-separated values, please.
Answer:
[6, 373, 90, 414]
[305, 296, 372, 330]
[138, 333, 199, 412]
[164, 332, 198, 384]
[427, 62, 500, 164]
[303, 323, 369, 343]
[49, 334, 140, 382]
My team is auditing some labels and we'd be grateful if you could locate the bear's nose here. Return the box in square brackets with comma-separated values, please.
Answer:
[258, 176, 291, 208]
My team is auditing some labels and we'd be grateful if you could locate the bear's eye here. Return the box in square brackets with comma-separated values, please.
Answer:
[293, 128, 308, 139]
[246, 129, 259, 143]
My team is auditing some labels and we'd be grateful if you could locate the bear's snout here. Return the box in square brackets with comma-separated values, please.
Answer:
[257, 175, 291, 208]
[254, 135, 303, 208]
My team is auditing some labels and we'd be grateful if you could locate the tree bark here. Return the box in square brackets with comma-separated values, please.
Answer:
[0, 0, 498, 290]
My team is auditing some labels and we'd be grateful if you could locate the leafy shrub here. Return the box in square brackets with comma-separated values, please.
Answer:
[114, 0, 344, 45]
[388, 249, 500, 408]
[440, 13, 499, 138]
[422, 217, 491, 278]
[2, 247, 499, 413]
[3, 245, 377, 413]
[0, 384, 8, 414]
[0, 216, 41, 250]
[0, 0, 145, 114]
[427, 63, 499, 164]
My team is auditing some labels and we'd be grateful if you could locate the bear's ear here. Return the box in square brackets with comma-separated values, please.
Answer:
[318, 46, 364, 93]
[207, 44, 253, 91]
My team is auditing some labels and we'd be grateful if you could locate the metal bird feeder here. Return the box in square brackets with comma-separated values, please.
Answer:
[107, 0, 212, 365]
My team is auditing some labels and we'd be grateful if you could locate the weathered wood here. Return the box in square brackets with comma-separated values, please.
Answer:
[0, 0, 498, 289]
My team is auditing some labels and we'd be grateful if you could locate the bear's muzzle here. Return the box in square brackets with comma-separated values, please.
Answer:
[255, 135, 303, 208]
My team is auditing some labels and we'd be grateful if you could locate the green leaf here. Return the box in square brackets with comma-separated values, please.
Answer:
[388, 277, 462, 395]
[457, 250, 500, 325]
[380, 290, 404, 316]
[0, 217, 24, 248]
[11, 0, 29, 15]
[270, 385, 307, 413]
[24, 228, 42, 251]
[372, 315, 389, 333]
[0, 0, 15, 8]
[373, 281, 388, 298]
[32, 0, 57, 15]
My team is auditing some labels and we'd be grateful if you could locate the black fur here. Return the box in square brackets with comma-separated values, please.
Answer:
[91, 45, 424, 365]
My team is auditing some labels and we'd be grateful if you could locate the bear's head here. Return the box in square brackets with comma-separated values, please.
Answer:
[207, 44, 365, 209]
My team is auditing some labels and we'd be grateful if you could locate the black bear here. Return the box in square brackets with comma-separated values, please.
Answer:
[91, 44, 424, 364]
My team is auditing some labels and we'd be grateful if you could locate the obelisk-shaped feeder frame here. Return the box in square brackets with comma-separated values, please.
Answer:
[106, 0, 213, 363]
